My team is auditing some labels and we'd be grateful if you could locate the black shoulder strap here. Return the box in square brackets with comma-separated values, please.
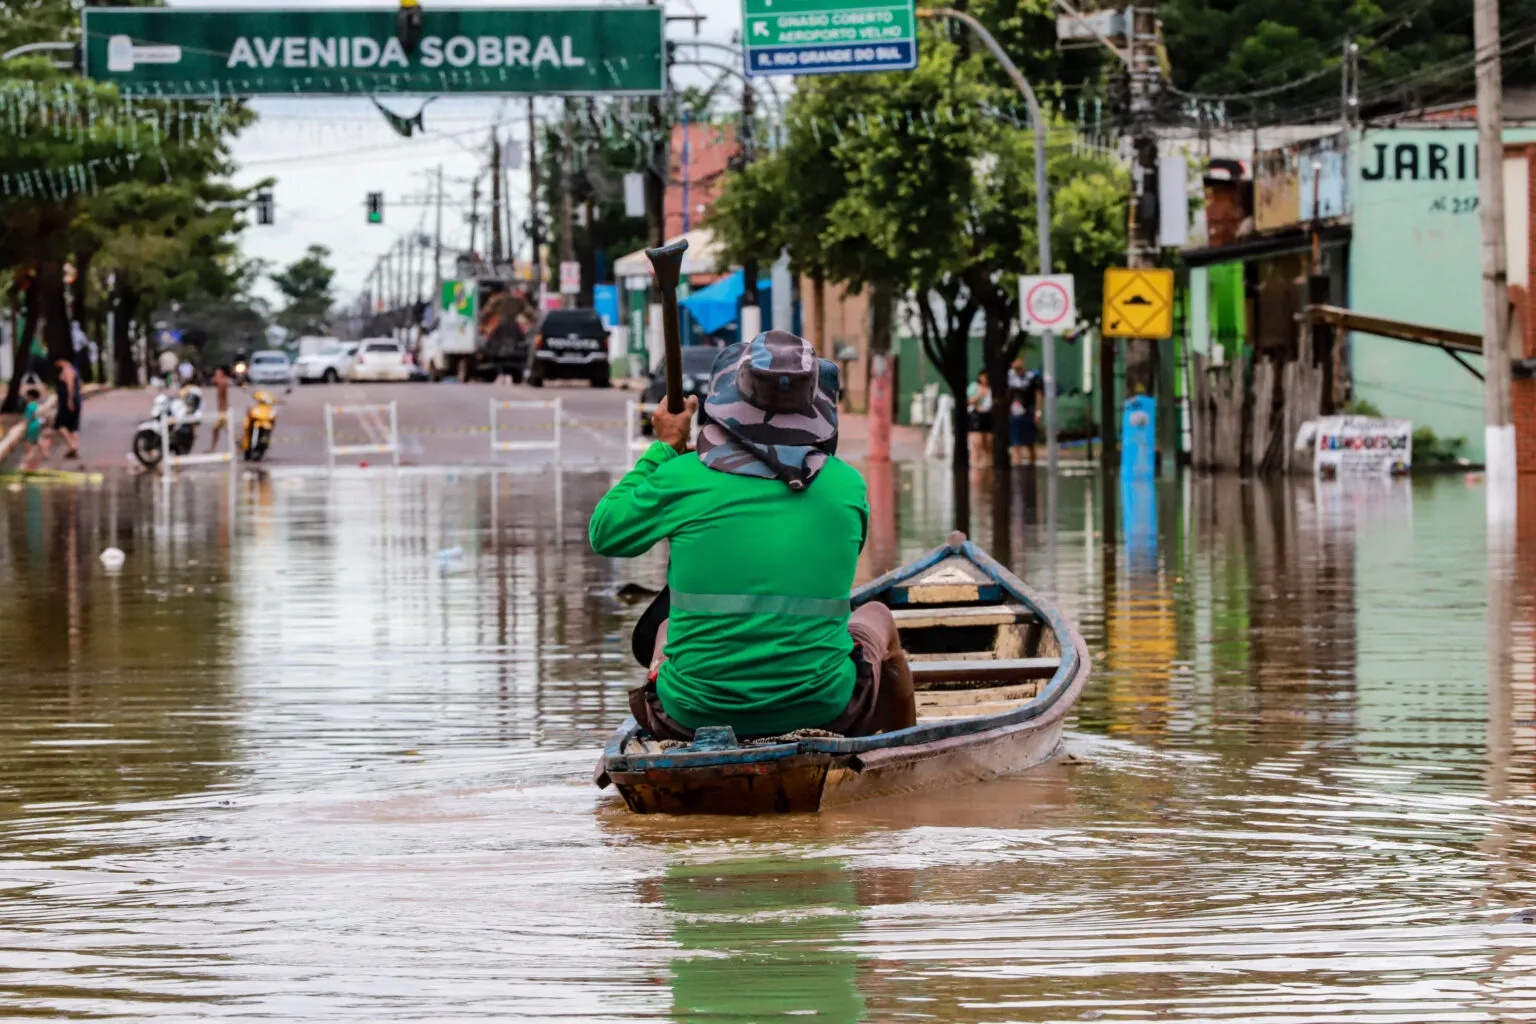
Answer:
[630, 585, 671, 667]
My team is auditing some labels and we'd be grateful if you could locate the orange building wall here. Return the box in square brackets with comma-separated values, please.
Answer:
[666, 122, 737, 240]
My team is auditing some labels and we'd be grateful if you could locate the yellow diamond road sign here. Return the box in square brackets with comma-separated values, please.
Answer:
[1103, 267, 1174, 339]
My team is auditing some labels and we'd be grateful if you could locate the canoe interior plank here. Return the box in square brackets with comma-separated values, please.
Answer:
[890, 602, 1034, 629]
[910, 657, 1060, 685]
[899, 583, 981, 604]
[919, 699, 1040, 721]
[917, 682, 1042, 707]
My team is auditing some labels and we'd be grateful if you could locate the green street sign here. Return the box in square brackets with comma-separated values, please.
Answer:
[742, 0, 917, 77]
[81, 6, 665, 97]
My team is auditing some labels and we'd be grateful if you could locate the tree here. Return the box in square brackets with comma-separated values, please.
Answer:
[1159, 0, 1518, 120]
[712, 27, 1127, 528]
[3, 0, 257, 404]
[270, 245, 336, 339]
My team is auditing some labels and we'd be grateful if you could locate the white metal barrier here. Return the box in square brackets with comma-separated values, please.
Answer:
[925, 393, 956, 461]
[159, 413, 234, 469]
[489, 397, 562, 460]
[325, 401, 400, 468]
[625, 399, 659, 456]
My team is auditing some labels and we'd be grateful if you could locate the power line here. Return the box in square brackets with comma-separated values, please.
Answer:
[1160, 0, 1442, 104]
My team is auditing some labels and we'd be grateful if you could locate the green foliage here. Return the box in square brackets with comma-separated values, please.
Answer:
[270, 245, 337, 339]
[1412, 425, 1465, 466]
[2, 0, 260, 403]
[712, 28, 1127, 327]
[1160, 0, 1519, 116]
[1342, 397, 1384, 416]
[536, 98, 683, 301]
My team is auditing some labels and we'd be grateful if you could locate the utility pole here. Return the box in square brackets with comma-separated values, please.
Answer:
[415, 234, 427, 310]
[528, 98, 544, 301]
[1120, 0, 1161, 430]
[560, 100, 577, 309]
[490, 129, 505, 267]
[1476, 0, 1516, 523]
[395, 238, 406, 325]
[468, 176, 481, 259]
[645, 90, 667, 249]
[432, 164, 444, 313]
[504, 153, 516, 278]
[739, 83, 761, 340]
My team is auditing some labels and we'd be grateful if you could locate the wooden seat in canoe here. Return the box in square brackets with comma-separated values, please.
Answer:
[909, 657, 1061, 686]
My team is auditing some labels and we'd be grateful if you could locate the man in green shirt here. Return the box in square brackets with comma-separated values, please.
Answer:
[590, 330, 915, 740]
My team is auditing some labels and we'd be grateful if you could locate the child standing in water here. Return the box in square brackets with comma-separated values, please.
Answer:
[19, 384, 49, 471]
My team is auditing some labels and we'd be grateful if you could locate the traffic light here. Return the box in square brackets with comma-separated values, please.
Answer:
[397, 0, 424, 54]
[367, 192, 384, 224]
[255, 190, 274, 226]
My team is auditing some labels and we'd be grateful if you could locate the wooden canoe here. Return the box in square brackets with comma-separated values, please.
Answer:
[594, 532, 1091, 815]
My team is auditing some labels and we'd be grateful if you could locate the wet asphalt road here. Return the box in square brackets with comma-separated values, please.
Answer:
[69, 379, 651, 471]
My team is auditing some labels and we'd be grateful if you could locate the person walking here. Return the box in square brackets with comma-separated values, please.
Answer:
[208, 366, 231, 452]
[51, 355, 80, 460]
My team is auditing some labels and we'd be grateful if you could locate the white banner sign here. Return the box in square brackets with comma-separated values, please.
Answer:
[623, 172, 646, 219]
[1018, 274, 1075, 334]
[559, 260, 581, 295]
[1313, 416, 1412, 478]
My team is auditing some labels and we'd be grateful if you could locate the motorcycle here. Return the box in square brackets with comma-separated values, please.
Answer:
[242, 390, 278, 462]
[132, 385, 203, 468]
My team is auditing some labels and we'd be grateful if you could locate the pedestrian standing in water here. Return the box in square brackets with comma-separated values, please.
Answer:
[966, 370, 993, 468]
[208, 365, 231, 452]
[52, 355, 80, 460]
[1007, 357, 1040, 466]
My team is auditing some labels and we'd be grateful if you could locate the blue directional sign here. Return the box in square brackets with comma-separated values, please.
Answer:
[743, 0, 918, 77]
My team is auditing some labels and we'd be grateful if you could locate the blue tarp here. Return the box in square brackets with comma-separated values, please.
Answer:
[681, 271, 774, 335]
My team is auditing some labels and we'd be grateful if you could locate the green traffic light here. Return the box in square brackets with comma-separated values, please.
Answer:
[369, 211, 382, 224]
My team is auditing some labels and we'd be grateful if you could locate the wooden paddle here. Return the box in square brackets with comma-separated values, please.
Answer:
[643, 238, 689, 414]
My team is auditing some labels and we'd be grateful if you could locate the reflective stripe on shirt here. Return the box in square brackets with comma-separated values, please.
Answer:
[670, 590, 850, 618]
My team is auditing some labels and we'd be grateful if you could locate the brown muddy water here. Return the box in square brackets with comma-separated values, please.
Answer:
[1, 464, 1534, 1022]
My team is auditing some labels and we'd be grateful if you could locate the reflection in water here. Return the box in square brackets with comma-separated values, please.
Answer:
[1, 466, 1534, 1020]
[656, 857, 863, 1023]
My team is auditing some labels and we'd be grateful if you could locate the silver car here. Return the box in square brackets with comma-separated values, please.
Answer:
[295, 341, 359, 383]
[247, 350, 294, 386]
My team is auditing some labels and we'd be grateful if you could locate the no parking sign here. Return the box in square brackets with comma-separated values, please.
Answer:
[1019, 274, 1075, 335]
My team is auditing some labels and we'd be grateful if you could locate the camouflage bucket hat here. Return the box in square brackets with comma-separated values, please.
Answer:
[697, 330, 841, 491]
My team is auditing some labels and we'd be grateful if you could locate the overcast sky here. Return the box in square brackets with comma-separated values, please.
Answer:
[197, 0, 747, 304]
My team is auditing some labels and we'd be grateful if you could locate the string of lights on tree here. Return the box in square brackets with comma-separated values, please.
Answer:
[1, 73, 1135, 202]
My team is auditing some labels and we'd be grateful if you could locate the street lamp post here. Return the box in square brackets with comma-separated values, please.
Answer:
[1, 41, 75, 66]
[916, 7, 1058, 475]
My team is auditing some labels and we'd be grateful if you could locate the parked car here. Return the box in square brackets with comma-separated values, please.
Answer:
[527, 308, 609, 388]
[640, 345, 723, 433]
[246, 349, 294, 386]
[295, 341, 359, 383]
[349, 338, 412, 382]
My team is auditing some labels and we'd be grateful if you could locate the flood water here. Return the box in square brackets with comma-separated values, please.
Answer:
[2, 464, 1534, 1021]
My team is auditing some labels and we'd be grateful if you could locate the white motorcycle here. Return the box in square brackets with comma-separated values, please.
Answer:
[132, 386, 203, 468]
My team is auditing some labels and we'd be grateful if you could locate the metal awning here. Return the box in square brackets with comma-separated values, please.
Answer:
[1183, 223, 1351, 268]
[1300, 304, 1486, 381]
[613, 229, 722, 280]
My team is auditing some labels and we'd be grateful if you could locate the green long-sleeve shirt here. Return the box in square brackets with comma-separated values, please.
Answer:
[590, 441, 869, 737]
